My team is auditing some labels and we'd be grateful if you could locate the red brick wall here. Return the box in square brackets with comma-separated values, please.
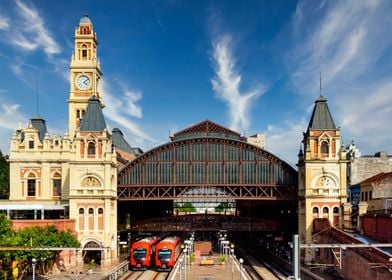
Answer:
[12, 219, 76, 232]
[361, 215, 392, 243]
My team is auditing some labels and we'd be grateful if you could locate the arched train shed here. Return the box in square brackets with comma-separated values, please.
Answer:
[118, 120, 298, 202]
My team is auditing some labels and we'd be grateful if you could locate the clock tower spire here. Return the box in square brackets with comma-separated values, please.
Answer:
[68, 15, 103, 138]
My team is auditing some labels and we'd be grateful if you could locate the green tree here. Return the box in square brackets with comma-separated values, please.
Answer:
[0, 149, 10, 198]
[0, 214, 80, 279]
[181, 202, 196, 213]
[215, 202, 230, 212]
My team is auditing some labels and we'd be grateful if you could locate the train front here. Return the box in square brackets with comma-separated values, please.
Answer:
[130, 246, 149, 270]
[156, 247, 174, 271]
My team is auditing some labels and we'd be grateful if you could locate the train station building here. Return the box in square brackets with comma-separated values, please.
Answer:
[2, 14, 391, 278]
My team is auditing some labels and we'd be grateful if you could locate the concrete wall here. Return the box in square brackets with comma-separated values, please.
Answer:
[350, 152, 392, 185]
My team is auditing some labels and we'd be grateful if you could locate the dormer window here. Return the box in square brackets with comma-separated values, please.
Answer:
[88, 142, 95, 156]
[29, 140, 34, 149]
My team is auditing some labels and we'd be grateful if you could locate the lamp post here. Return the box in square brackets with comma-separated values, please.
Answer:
[127, 232, 131, 257]
[117, 235, 120, 258]
[239, 258, 244, 280]
[32, 258, 36, 280]
[179, 257, 183, 280]
[231, 249, 235, 280]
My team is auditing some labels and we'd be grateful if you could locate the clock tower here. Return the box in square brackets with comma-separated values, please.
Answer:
[298, 95, 349, 263]
[68, 14, 103, 138]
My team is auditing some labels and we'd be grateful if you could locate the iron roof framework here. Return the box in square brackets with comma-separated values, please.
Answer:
[118, 120, 298, 201]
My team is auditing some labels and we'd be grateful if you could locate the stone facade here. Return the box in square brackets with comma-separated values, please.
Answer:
[5, 15, 131, 266]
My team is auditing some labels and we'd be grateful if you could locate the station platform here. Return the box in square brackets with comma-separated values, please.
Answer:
[171, 254, 247, 280]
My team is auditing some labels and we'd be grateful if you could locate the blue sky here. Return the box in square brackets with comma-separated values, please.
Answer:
[0, 0, 391, 165]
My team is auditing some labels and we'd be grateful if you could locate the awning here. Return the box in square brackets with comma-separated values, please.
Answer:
[0, 203, 68, 211]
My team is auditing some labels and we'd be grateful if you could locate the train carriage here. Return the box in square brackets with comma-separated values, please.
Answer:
[155, 236, 181, 271]
[130, 236, 161, 270]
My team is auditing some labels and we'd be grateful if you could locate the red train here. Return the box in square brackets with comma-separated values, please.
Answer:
[130, 236, 161, 270]
[155, 236, 182, 271]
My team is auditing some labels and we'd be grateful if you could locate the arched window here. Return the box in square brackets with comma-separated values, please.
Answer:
[52, 172, 61, 197]
[312, 207, 319, 218]
[98, 208, 104, 230]
[88, 207, 94, 230]
[321, 141, 329, 154]
[323, 207, 329, 215]
[81, 44, 88, 59]
[88, 142, 95, 156]
[333, 207, 339, 214]
[27, 173, 36, 197]
[79, 208, 85, 231]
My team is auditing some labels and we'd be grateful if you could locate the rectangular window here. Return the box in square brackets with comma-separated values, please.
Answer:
[29, 141, 34, 149]
[27, 179, 36, 196]
[53, 179, 61, 196]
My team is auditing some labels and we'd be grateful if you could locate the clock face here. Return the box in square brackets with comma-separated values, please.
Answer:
[76, 74, 91, 90]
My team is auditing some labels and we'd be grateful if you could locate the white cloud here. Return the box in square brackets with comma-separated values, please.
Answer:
[12, 0, 60, 55]
[211, 35, 265, 132]
[0, 0, 60, 56]
[0, 14, 10, 30]
[102, 79, 154, 143]
[266, 118, 308, 166]
[282, 0, 392, 155]
[0, 100, 27, 154]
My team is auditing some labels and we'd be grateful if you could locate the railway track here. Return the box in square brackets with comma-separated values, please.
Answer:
[233, 235, 324, 280]
[121, 270, 169, 280]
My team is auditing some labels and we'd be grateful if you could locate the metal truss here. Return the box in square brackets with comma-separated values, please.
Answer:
[117, 184, 297, 200]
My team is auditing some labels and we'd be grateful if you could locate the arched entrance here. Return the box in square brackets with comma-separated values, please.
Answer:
[83, 241, 102, 265]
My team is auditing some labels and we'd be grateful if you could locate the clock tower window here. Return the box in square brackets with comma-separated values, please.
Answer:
[321, 141, 329, 156]
[88, 142, 95, 156]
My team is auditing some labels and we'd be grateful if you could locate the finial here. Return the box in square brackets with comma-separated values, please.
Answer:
[319, 56, 322, 97]
[36, 80, 39, 115]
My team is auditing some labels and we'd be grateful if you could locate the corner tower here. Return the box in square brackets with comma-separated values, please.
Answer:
[298, 96, 349, 263]
[68, 15, 103, 138]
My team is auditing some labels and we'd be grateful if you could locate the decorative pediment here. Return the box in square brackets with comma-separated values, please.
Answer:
[172, 120, 242, 141]
[319, 131, 332, 139]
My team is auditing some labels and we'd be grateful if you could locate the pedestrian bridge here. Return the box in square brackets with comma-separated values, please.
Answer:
[122, 214, 279, 232]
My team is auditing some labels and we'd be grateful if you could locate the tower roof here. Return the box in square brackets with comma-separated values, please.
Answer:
[30, 114, 47, 142]
[112, 128, 142, 155]
[79, 14, 92, 25]
[80, 96, 106, 131]
[307, 95, 336, 131]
